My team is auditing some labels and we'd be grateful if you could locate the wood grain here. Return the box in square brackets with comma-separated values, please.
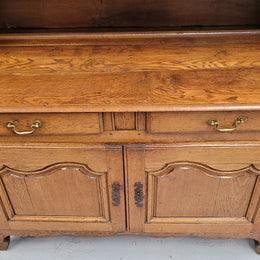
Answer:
[1, 30, 259, 46]
[147, 111, 260, 134]
[124, 145, 146, 233]
[0, 113, 102, 136]
[1, 163, 107, 218]
[0, 30, 259, 112]
[0, 144, 108, 172]
[147, 162, 257, 219]
[0, 144, 125, 233]
[106, 146, 126, 232]
[1, 124, 260, 144]
[144, 144, 260, 171]
[126, 144, 260, 236]
[0, 68, 259, 112]
[143, 222, 253, 234]
[1, 44, 259, 76]
[0, 195, 9, 230]
[113, 113, 136, 130]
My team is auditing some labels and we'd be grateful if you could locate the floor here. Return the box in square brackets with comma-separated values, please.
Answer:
[0, 235, 258, 260]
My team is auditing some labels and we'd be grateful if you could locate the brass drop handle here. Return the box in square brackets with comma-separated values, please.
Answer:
[207, 116, 247, 132]
[6, 120, 42, 135]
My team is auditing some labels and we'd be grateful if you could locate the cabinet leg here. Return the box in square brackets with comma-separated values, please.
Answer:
[254, 240, 260, 254]
[0, 236, 10, 251]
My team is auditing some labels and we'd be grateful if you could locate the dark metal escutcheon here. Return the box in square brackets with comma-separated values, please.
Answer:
[112, 182, 120, 206]
[134, 182, 143, 207]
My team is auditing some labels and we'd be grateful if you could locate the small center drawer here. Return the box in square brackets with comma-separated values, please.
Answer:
[147, 111, 259, 134]
[0, 113, 102, 136]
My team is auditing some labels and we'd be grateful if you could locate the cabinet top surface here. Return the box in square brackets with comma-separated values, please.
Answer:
[0, 30, 259, 113]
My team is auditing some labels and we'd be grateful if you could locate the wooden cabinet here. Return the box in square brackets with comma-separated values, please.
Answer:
[0, 120, 260, 252]
[0, 0, 259, 254]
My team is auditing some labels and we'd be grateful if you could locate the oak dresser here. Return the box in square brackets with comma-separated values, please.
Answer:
[0, 0, 260, 253]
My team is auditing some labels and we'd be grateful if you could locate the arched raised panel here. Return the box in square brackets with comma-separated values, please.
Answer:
[146, 162, 260, 223]
[0, 163, 109, 222]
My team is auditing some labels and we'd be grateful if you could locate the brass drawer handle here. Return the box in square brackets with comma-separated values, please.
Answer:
[6, 120, 42, 135]
[207, 116, 247, 132]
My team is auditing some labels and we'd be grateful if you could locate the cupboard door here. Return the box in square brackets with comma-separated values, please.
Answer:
[0, 144, 125, 233]
[125, 144, 260, 235]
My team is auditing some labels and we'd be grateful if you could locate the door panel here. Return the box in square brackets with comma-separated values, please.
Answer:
[0, 144, 125, 232]
[1, 163, 108, 218]
[126, 144, 260, 234]
[148, 162, 257, 221]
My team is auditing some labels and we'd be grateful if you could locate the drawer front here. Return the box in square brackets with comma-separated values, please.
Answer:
[147, 111, 260, 135]
[0, 113, 102, 136]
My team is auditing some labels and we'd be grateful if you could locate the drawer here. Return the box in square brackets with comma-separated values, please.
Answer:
[0, 113, 102, 136]
[147, 111, 259, 135]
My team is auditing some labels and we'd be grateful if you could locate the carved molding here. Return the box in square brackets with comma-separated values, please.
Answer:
[146, 161, 260, 223]
[146, 161, 260, 178]
[111, 112, 137, 131]
[0, 162, 106, 178]
[0, 162, 110, 222]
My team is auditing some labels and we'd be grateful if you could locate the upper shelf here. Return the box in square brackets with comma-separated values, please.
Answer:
[0, 0, 259, 30]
